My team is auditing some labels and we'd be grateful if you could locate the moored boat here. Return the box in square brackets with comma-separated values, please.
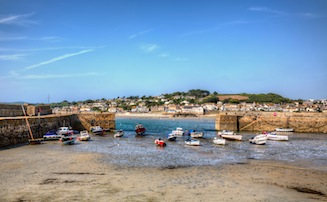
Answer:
[91, 126, 104, 135]
[249, 134, 267, 145]
[266, 133, 288, 141]
[172, 127, 184, 136]
[185, 139, 200, 146]
[275, 128, 294, 132]
[218, 130, 235, 135]
[43, 130, 61, 140]
[135, 124, 146, 135]
[57, 127, 74, 135]
[167, 133, 177, 141]
[220, 134, 242, 141]
[78, 130, 90, 141]
[190, 131, 204, 138]
[154, 138, 166, 147]
[114, 129, 124, 138]
[59, 135, 76, 145]
[213, 137, 226, 145]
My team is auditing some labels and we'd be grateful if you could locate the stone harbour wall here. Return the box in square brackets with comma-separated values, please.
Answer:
[0, 113, 115, 148]
[216, 112, 327, 133]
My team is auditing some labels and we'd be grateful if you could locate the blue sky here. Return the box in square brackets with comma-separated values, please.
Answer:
[0, 0, 326, 103]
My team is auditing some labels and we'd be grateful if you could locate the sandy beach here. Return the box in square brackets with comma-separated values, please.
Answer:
[0, 143, 326, 202]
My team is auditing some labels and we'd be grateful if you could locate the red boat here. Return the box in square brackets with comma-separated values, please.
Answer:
[154, 138, 166, 147]
[135, 124, 146, 135]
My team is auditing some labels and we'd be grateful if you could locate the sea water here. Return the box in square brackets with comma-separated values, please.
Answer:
[51, 118, 327, 169]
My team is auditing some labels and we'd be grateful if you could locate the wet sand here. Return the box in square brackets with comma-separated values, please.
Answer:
[0, 144, 326, 202]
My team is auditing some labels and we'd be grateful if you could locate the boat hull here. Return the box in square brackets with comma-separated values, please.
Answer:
[221, 134, 242, 141]
[185, 139, 200, 146]
[213, 137, 226, 145]
[267, 134, 288, 141]
[249, 135, 267, 145]
[190, 132, 204, 138]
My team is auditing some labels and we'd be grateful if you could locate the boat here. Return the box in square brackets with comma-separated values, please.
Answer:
[78, 130, 90, 141]
[154, 138, 166, 147]
[213, 137, 226, 145]
[217, 130, 235, 135]
[57, 127, 74, 135]
[275, 128, 294, 132]
[249, 134, 268, 145]
[167, 133, 177, 141]
[43, 130, 61, 140]
[172, 127, 184, 136]
[190, 131, 204, 138]
[185, 138, 200, 146]
[59, 135, 76, 145]
[135, 124, 146, 135]
[220, 134, 242, 141]
[91, 126, 104, 135]
[266, 133, 288, 141]
[114, 129, 124, 138]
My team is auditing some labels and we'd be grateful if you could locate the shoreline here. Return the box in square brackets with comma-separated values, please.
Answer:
[0, 144, 326, 201]
[115, 112, 217, 119]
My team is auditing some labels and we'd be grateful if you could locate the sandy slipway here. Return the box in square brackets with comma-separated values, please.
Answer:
[0, 142, 326, 202]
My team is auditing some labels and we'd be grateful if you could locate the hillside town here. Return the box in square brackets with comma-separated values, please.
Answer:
[52, 94, 327, 115]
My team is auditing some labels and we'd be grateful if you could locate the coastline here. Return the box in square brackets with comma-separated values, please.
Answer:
[0, 144, 326, 202]
[115, 112, 217, 119]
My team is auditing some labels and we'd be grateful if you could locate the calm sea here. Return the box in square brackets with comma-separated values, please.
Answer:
[48, 117, 327, 170]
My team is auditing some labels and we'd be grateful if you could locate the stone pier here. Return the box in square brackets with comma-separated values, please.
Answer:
[216, 112, 327, 133]
[0, 113, 115, 148]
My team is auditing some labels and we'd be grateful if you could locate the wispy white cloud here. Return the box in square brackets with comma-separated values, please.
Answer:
[0, 54, 26, 61]
[174, 57, 189, 62]
[0, 12, 37, 26]
[0, 71, 99, 80]
[249, 7, 323, 19]
[158, 53, 169, 58]
[0, 35, 63, 42]
[299, 12, 323, 19]
[140, 43, 159, 53]
[249, 7, 288, 16]
[180, 19, 258, 38]
[0, 46, 95, 52]
[19, 72, 99, 79]
[129, 29, 155, 39]
[24, 49, 95, 70]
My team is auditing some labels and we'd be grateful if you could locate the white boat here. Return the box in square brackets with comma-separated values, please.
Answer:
[172, 127, 184, 136]
[266, 133, 288, 141]
[213, 137, 226, 145]
[275, 128, 294, 132]
[190, 131, 204, 138]
[217, 130, 235, 135]
[167, 133, 177, 141]
[249, 134, 268, 145]
[57, 127, 74, 135]
[220, 134, 242, 141]
[59, 135, 76, 145]
[78, 130, 90, 141]
[185, 139, 200, 146]
[91, 126, 104, 135]
[114, 129, 124, 137]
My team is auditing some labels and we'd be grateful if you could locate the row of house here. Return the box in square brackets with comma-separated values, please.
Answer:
[52, 98, 327, 114]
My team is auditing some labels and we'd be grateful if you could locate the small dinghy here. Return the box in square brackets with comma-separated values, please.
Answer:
[213, 137, 226, 145]
[185, 139, 200, 146]
[91, 126, 104, 135]
[167, 133, 177, 141]
[172, 127, 184, 136]
[190, 131, 204, 138]
[249, 134, 268, 145]
[59, 135, 76, 145]
[114, 129, 124, 138]
[154, 138, 166, 147]
[78, 130, 90, 141]
[220, 134, 243, 141]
